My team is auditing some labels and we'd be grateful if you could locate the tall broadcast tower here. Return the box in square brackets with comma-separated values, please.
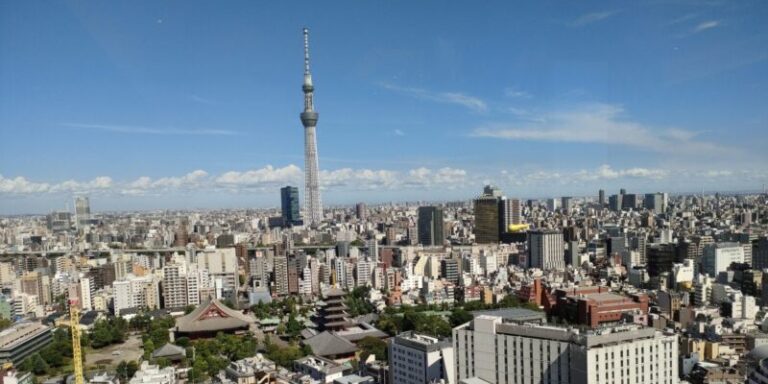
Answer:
[300, 27, 323, 225]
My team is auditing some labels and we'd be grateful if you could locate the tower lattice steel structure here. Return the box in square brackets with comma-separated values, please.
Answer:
[300, 28, 323, 225]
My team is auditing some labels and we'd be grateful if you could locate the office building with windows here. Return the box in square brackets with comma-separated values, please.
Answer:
[389, 331, 454, 384]
[418, 206, 444, 247]
[281, 186, 301, 226]
[454, 315, 678, 384]
[528, 230, 565, 270]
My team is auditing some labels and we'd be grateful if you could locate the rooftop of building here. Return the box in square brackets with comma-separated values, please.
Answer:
[393, 331, 451, 352]
[295, 355, 344, 373]
[0, 322, 50, 350]
[334, 374, 374, 384]
[470, 308, 545, 324]
[464, 315, 673, 348]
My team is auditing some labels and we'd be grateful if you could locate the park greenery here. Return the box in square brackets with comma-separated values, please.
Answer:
[249, 296, 309, 320]
[345, 286, 376, 317]
[18, 328, 76, 376]
[87, 317, 128, 348]
[375, 294, 540, 338]
[187, 332, 259, 381]
[357, 336, 387, 361]
[263, 335, 312, 368]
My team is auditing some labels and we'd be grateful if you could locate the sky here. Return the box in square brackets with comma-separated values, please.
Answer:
[1, 1, 767, 214]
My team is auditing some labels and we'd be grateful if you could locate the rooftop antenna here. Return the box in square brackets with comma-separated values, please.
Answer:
[303, 27, 312, 86]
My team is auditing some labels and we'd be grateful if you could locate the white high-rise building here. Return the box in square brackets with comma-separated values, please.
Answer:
[480, 251, 497, 276]
[694, 274, 713, 306]
[162, 263, 188, 309]
[389, 331, 454, 384]
[196, 248, 237, 295]
[186, 264, 201, 306]
[528, 230, 565, 270]
[113, 274, 156, 316]
[356, 259, 372, 287]
[702, 243, 745, 277]
[454, 315, 678, 384]
[79, 275, 94, 311]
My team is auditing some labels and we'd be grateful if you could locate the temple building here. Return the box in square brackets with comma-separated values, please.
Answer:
[316, 288, 352, 331]
[175, 299, 254, 338]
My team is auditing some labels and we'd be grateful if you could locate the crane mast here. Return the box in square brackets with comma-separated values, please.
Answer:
[69, 298, 84, 384]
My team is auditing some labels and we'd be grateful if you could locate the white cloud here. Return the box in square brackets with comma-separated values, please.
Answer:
[471, 103, 728, 155]
[379, 83, 487, 112]
[693, 20, 720, 33]
[50, 176, 114, 193]
[394, 129, 405, 136]
[215, 165, 301, 186]
[320, 168, 399, 189]
[0, 174, 50, 194]
[504, 87, 532, 99]
[571, 11, 618, 27]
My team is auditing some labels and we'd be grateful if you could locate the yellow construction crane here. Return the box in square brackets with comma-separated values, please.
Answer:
[69, 298, 84, 384]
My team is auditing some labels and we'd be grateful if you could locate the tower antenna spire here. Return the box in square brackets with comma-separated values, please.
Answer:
[303, 27, 311, 76]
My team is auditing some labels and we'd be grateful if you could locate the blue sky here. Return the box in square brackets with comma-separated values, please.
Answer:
[1, 1, 767, 213]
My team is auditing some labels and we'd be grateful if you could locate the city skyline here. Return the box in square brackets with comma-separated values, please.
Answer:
[2, 1, 768, 213]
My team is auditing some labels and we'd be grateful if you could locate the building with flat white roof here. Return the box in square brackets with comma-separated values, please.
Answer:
[453, 315, 678, 384]
[389, 331, 454, 384]
[0, 322, 52, 366]
[129, 361, 175, 384]
[294, 355, 345, 383]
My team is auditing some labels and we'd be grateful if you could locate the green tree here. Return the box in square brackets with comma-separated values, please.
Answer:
[286, 313, 303, 338]
[31, 354, 49, 375]
[449, 308, 473, 327]
[184, 305, 196, 315]
[0, 318, 12, 330]
[358, 336, 387, 361]
[143, 339, 155, 360]
[175, 336, 190, 348]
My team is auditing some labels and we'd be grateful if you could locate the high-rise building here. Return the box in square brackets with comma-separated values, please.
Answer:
[754, 237, 768, 270]
[441, 259, 459, 284]
[622, 194, 638, 210]
[417, 206, 444, 247]
[474, 190, 500, 244]
[598, 189, 606, 207]
[196, 248, 238, 299]
[162, 263, 188, 309]
[300, 28, 323, 225]
[546, 198, 559, 211]
[609, 194, 623, 211]
[75, 196, 91, 228]
[647, 243, 677, 277]
[389, 331, 454, 384]
[483, 185, 503, 198]
[78, 276, 94, 311]
[287, 258, 299, 294]
[528, 230, 565, 270]
[355, 202, 366, 221]
[499, 197, 522, 228]
[273, 256, 289, 296]
[702, 243, 745, 277]
[561, 196, 573, 211]
[644, 192, 664, 214]
[454, 315, 678, 384]
[113, 275, 157, 316]
[356, 258, 372, 287]
[280, 186, 301, 226]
